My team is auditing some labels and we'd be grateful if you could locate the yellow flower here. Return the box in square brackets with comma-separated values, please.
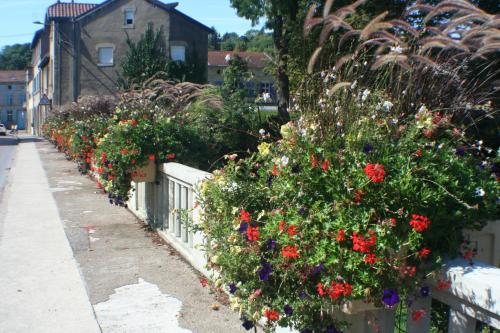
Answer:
[280, 122, 293, 139]
[258, 142, 271, 156]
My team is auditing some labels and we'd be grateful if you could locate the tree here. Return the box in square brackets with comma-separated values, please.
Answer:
[0, 43, 32, 70]
[120, 24, 205, 88]
[120, 24, 169, 87]
[229, 0, 305, 122]
[221, 32, 241, 51]
[208, 26, 221, 51]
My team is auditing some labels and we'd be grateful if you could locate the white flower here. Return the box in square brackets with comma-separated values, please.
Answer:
[350, 80, 357, 90]
[383, 101, 394, 111]
[418, 105, 428, 114]
[475, 187, 485, 197]
[390, 118, 398, 125]
[259, 129, 266, 136]
[390, 45, 404, 54]
[361, 89, 371, 102]
[280, 156, 289, 167]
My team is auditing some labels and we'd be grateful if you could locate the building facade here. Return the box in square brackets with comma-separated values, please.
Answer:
[27, 0, 211, 135]
[0, 71, 26, 130]
[207, 51, 276, 103]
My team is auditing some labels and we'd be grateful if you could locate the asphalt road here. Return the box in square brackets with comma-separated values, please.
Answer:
[0, 135, 18, 195]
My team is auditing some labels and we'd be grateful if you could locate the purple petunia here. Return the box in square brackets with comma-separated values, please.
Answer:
[229, 283, 237, 294]
[455, 147, 466, 157]
[239, 223, 249, 233]
[284, 304, 293, 316]
[259, 262, 273, 281]
[382, 289, 400, 307]
[420, 286, 430, 297]
[266, 239, 277, 251]
[298, 207, 307, 216]
[242, 319, 254, 330]
[299, 291, 308, 300]
[363, 144, 374, 154]
[312, 263, 324, 275]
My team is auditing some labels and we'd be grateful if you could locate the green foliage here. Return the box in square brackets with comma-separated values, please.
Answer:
[0, 43, 32, 70]
[199, 104, 499, 332]
[120, 24, 205, 88]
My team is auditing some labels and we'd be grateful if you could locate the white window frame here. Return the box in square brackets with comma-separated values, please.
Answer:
[170, 45, 186, 63]
[96, 44, 115, 67]
[123, 8, 135, 27]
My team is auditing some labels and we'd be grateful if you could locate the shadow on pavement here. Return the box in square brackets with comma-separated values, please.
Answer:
[0, 137, 19, 146]
[19, 137, 44, 143]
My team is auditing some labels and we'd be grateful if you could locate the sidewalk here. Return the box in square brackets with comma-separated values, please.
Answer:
[0, 137, 246, 333]
[0, 138, 101, 333]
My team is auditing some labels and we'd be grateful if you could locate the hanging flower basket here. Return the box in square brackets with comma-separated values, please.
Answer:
[131, 160, 156, 183]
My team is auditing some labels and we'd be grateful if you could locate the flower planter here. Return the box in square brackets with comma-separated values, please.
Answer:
[341, 300, 378, 315]
[131, 160, 156, 183]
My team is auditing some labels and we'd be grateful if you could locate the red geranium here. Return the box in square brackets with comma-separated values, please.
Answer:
[322, 160, 330, 172]
[166, 153, 176, 160]
[364, 163, 385, 183]
[364, 253, 378, 265]
[287, 225, 297, 236]
[311, 154, 318, 168]
[240, 209, 251, 222]
[336, 230, 346, 241]
[352, 230, 376, 253]
[279, 220, 286, 231]
[317, 283, 326, 296]
[418, 248, 431, 258]
[148, 154, 156, 161]
[327, 282, 353, 300]
[409, 214, 431, 233]
[247, 226, 259, 241]
[412, 309, 426, 321]
[264, 309, 280, 321]
[282, 246, 300, 259]
[437, 279, 451, 290]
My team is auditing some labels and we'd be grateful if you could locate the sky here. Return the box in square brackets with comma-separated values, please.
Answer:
[0, 0, 264, 50]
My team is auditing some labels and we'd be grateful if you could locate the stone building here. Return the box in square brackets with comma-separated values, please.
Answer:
[207, 51, 276, 103]
[26, 0, 212, 135]
[0, 71, 26, 130]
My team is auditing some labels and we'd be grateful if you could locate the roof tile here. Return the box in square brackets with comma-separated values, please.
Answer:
[208, 51, 271, 69]
[47, 2, 98, 18]
[0, 71, 25, 83]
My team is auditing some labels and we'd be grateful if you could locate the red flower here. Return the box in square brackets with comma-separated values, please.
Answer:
[317, 283, 326, 296]
[287, 225, 297, 236]
[364, 163, 385, 183]
[412, 309, 426, 321]
[418, 248, 431, 259]
[279, 220, 286, 231]
[247, 226, 260, 241]
[82, 136, 88, 142]
[364, 253, 378, 265]
[437, 280, 451, 290]
[336, 230, 346, 242]
[352, 230, 376, 253]
[131, 159, 136, 165]
[463, 249, 474, 260]
[415, 149, 423, 157]
[409, 214, 431, 233]
[240, 209, 251, 222]
[148, 154, 156, 161]
[97, 167, 104, 174]
[166, 153, 176, 159]
[389, 218, 397, 227]
[272, 164, 279, 176]
[311, 154, 318, 168]
[120, 148, 128, 155]
[200, 278, 208, 287]
[85, 158, 91, 164]
[264, 309, 280, 321]
[353, 189, 363, 203]
[322, 160, 330, 172]
[130, 119, 138, 126]
[282, 246, 300, 259]
[327, 282, 352, 300]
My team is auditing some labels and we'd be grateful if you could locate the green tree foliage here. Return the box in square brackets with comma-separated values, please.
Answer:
[221, 55, 252, 99]
[221, 32, 241, 51]
[244, 29, 274, 52]
[208, 26, 221, 51]
[120, 24, 205, 88]
[0, 43, 32, 70]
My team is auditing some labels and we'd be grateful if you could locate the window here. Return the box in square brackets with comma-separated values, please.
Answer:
[260, 82, 271, 95]
[98, 46, 114, 66]
[171, 46, 186, 62]
[8, 85, 12, 90]
[7, 110, 13, 122]
[8, 94, 13, 105]
[124, 9, 134, 26]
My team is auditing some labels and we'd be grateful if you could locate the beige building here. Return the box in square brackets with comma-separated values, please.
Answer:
[207, 51, 276, 103]
[27, 0, 211, 135]
[0, 71, 27, 130]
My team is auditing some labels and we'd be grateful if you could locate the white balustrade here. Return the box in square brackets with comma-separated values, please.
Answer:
[128, 162, 500, 333]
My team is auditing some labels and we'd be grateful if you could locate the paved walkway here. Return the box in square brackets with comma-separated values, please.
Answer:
[0, 136, 246, 333]
[0, 139, 101, 333]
